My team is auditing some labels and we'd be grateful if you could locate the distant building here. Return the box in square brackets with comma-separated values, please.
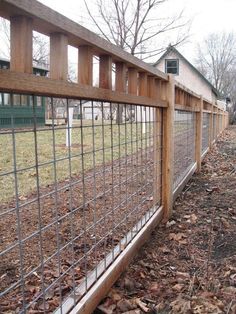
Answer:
[0, 58, 48, 128]
[153, 45, 218, 103]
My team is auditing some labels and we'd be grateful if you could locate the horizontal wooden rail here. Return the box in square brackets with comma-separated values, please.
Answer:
[0, 2, 230, 314]
[0, 0, 167, 81]
[175, 81, 201, 99]
[175, 103, 200, 112]
[0, 70, 168, 107]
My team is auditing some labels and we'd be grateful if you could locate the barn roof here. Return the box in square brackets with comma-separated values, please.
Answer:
[153, 45, 218, 97]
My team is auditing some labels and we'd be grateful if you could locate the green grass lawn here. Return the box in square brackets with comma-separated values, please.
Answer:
[0, 121, 154, 204]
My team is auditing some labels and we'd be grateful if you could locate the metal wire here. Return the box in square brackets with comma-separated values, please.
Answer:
[0, 92, 162, 313]
[202, 112, 210, 153]
[174, 110, 196, 189]
[213, 113, 217, 140]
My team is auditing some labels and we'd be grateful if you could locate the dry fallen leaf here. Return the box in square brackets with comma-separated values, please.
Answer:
[190, 213, 198, 224]
[135, 298, 149, 313]
[170, 296, 191, 314]
[172, 283, 185, 292]
[221, 217, 230, 228]
[169, 232, 187, 241]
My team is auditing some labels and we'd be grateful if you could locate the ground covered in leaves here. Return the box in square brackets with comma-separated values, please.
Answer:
[95, 126, 236, 314]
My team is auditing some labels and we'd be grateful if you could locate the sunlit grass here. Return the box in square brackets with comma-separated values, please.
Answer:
[0, 121, 154, 203]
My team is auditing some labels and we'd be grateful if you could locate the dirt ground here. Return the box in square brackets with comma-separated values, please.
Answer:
[95, 126, 236, 314]
[0, 147, 157, 313]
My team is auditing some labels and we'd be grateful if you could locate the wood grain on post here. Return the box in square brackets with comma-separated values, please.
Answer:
[162, 75, 175, 221]
[99, 55, 112, 89]
[50, 33, 68, 80]
[217, 108, 220, 137]
[161, 80, 167, 102]
[115, 62, 127, 92]
[147, 76, 156, 99]
[209, 104, 214, 148]
[139, 72, 148, 97]
[78, 45, 93, 85]
[10, 16, 33, 73]
[195, 96, 203, 172]
[128, 68, 138, 95]
[155, 79, 162, 100]
[1, 0, 168, 81]
[153, 107, 162, 205]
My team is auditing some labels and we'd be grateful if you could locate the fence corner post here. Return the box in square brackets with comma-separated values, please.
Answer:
[162, 75, 175, 221]
[195, 95, 203, 173]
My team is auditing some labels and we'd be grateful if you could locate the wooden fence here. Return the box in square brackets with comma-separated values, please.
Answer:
[0, 1, 229, 313]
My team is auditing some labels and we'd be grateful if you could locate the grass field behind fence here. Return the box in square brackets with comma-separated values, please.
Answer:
[0, 121, 154, 203]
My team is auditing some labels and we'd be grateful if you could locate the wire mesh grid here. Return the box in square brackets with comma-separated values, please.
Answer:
[0, 93, 163, 313]
[219, 114, 223, 133]
[202, 112, 210, 153]
[213, 113, 217, 140]
[173, 110, 196, 190]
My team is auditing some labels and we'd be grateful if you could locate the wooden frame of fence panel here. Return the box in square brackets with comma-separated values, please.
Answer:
[128, 68, 138, 95]
[195, 96, 203, 172]
[153, 107, 162, 206]
[115, 62, 127, 92]
[78, 45, 93, 85]
[0, 70, 168, 107]
[162, 75, 175, 221]
[209, 104, 214, 147]
[50, 33, 68, 80]
[139, 72, 148, 97]
[99, 55, 112, 89]
[1, 0, 168, 80]
[0, 2, 230, 314]
[147, 76, 156, 99]
[10, 15, 33, 73]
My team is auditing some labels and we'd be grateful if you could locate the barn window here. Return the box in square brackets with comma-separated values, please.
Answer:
[165, 59, 179, 75]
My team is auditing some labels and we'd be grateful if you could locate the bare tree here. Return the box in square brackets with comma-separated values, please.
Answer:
[0, 18, 10, 58]
[83, 0, 190, 60]
[196, 32, 236, 123]
[0, 17, 49, 68]
[196, 32, 236, 101]
[83, 0, 190, 123]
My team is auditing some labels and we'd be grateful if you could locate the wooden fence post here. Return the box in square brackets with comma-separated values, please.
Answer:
[78, 45, 93, 85]
[10, 16, 33, 73]
[162, 75, 175, 221]
[139, 72, 148, 97]
[153, 107, 162, 206]
[195, 96, 203, 172]
[115, 62, 127, 93]
[209, 104, 214, 148]
[50, 33, 68, 80]
[128, 68, 138, 95]
[216, 108, 219, 137]
[99, 55, 112, 89]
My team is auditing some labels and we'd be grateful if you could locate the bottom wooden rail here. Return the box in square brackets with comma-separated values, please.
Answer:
[173, 163, 197, 202]
[53, 206, 163, 314]
[201, 148, 210, 160]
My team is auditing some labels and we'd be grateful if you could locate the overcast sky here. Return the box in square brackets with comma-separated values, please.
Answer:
[0, 0, 235, 65]
[37, 0, 236, 64]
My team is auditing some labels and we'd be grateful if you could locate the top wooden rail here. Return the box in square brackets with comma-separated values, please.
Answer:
[0, 0, 168, 80]
[0, 0, 228, 113]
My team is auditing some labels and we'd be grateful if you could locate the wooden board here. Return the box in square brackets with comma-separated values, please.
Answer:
[0, 0, 168, 81]
[0, 70, 168, 107]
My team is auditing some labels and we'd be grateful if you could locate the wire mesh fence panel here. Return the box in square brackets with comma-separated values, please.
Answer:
[219, 115, 223, 133]
[173, 110, 196, 190]
[202, 112, 210, 153]
[213, 114, 217, 140]
[0, 93, 163, 314]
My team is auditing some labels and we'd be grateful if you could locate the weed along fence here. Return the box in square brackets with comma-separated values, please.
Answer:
[0, 1, 229, 313]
